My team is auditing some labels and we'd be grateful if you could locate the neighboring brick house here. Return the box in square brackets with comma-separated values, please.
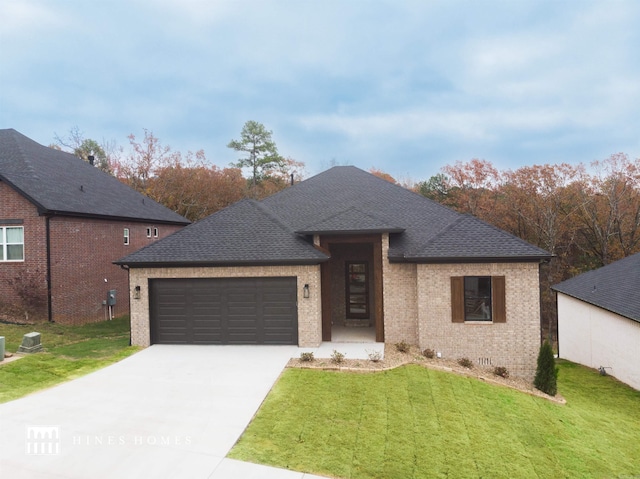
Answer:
[117, 166, 550, 378]
[552, 253, 640, 390]
[0, 129, 190, 324]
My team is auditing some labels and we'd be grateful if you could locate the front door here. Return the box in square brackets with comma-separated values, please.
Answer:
[346, 262, 369, 319]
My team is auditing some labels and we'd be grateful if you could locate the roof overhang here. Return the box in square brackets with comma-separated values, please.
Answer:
[114, 258, 329, 268]
[41, 209, 191, 225]
[296, 227, 405, 235]
[389, 254, 552, 264]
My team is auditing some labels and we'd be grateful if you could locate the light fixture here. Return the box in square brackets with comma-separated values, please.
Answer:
[303, 284, 310, 298]
[134, 285, 141, 300]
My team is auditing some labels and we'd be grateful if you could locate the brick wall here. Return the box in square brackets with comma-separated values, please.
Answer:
[0, 180, 185, 324]
[417, 262, 541, 379]
[0, 181, 48, 321]
[49, 218, 184, 324]
[382, 233, 419, 344]
[128, 265, 322, 347]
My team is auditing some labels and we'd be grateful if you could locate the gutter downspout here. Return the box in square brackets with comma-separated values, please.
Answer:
[119, 264, 132, 345]
[45, 215, 53, 322]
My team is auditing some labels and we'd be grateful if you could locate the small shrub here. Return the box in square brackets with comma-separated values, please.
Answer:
[534, 340, 558, 396]
[458, 357, 473, 369]
[493, 366, 509, 379]
[367, 349, 383, 362]
[330, 349, 345, 364]
[395, 340, 410, 353]
[299, 352, 314, 362]
[422, 348, 435, 359]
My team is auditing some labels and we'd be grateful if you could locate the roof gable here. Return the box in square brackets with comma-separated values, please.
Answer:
[0, 129, 189, 225]
[552, 252, 640, 322]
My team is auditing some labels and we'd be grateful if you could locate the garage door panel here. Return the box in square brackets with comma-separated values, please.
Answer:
[150, 277, 297, 345]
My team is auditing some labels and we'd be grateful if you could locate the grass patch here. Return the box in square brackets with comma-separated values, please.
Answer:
[0, 317, 138, 403]
[229, 361, 640, 479]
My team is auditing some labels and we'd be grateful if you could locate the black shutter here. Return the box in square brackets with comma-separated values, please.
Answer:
[492, 276, 506, 323]
[451, 277, 465, 323]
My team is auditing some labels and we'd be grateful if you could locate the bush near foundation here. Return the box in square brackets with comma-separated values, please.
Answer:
[534, 340, 558, 396]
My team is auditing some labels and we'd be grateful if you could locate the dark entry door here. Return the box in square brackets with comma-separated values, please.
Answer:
[149, 277, 298, 345]
[346, 262, 370, 318]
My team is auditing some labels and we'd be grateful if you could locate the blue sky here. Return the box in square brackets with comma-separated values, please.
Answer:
[1, 0, 639, 181]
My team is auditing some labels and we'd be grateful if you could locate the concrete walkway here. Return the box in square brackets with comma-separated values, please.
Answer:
[0, 345, 331, 479]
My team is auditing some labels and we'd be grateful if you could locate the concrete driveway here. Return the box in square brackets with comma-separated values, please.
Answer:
[0, 345, 327, 479]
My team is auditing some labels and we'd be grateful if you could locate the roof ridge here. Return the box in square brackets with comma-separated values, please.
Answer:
[7, 130, 41, 184]
[410, 215, 465, 256]
[298, 205, 361, 230]
[252, 200, 298, 234]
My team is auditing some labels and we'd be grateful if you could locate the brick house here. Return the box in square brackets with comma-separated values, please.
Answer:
[117, 166, 550, 378]
[0, 129, 190, 324]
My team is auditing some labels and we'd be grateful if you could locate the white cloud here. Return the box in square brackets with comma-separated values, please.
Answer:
[299, 105, 587, 146]
[0, 0, 68, 37]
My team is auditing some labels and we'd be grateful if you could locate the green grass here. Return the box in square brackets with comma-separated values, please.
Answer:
[229, 361, 640, 479]
[0, 317, 138, 403]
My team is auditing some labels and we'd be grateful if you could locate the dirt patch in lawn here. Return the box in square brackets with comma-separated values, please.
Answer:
[287, 344, 565, 404]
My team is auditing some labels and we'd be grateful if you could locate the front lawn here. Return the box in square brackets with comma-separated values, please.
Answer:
[229, 361, 640, 479]
[0, 317, 138, 403]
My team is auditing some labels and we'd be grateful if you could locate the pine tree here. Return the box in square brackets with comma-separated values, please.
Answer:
[534, 340, 558, 396]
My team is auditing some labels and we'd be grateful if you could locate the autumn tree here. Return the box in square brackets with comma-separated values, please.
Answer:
[227, 121, 285, 196]
[369, 168, 397, 184]
[150, 156, 246, 222]
[501, 164, 582, 254]
[113, 129, 177, 195]
[574, 154, 640, 267]
[441, 159, 502, 222]
[112, 129, 268, 220]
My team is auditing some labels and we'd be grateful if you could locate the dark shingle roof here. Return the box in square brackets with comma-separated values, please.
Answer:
[403, 214, 551, 262]
[0, 129, 189, 225]
[297, 207, 405, 235]
[118, 165, 550, 267]
[116, 199, 329, 266]
[552, 252, 640, 323]
[262, 166, 549, 262]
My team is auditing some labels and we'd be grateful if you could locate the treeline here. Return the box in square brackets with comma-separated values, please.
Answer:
[415, 155, 640, 340]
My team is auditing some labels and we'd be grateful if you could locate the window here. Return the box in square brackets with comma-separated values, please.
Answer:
[153, 227, 158, 238]
[451, 276, 506, 323]
[0, 226, 24, 261]
[124, 228, 130, 245]
[146, 227, 152, 238]
[465, 277, 492, 320]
